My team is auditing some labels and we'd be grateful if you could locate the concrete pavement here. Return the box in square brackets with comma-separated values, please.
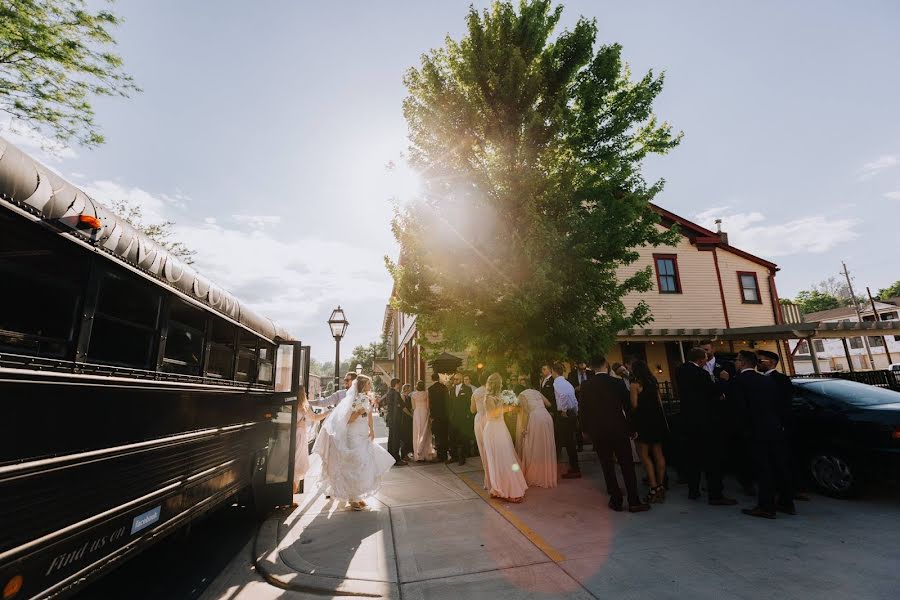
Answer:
[201, 418, 900, 599]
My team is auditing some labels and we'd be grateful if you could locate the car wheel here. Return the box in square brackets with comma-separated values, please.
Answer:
[809, 450, 860, 498]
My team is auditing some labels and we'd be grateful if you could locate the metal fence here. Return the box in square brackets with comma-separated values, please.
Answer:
[793, 369, 900, 391]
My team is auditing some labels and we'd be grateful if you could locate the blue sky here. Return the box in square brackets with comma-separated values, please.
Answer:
[4, 0, 899, 360]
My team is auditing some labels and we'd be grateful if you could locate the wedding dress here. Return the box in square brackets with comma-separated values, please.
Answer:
[311, 380, 395, 502]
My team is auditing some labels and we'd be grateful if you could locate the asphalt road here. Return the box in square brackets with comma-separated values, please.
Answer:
[71, 502, 260, 600]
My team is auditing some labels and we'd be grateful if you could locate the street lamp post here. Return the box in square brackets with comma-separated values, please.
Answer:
[328, 306, 349, 391]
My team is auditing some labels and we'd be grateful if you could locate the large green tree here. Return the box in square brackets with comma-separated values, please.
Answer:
[0, 0, 138, 147]
[388, 1, 681, 369]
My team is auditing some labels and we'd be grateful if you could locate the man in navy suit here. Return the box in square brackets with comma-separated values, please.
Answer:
[675, 347, 737, 505]
[729, 350, 795, 519]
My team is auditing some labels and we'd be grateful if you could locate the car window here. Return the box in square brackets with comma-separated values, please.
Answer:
[795, 379, 900, 406]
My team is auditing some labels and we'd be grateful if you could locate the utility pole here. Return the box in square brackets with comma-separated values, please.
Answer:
[867, 286, 893, 364]
[841, 261, 875, 369]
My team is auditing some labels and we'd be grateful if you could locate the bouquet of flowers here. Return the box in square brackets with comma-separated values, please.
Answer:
[351, 391, 372, 414]
[500, 389, 520, 407]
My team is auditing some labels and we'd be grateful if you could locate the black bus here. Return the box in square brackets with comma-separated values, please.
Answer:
[0, 137, 308, 600]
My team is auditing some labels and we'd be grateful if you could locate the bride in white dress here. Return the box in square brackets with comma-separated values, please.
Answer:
[312, 374, 395, 510]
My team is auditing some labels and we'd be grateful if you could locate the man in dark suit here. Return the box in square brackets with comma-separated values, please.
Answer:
[449, 373, 475, 465]
[540, 363, 559, 454]
[568, 360, 593, 451]
[700, 340, 753, 495]
[675, 347, 738, 506]
[757, 349, 808, 501]
[384, 378, 408, 466]
[580, 355, 650, 513]
[428, 372, 451, 463]
[731, 350, 795, 518]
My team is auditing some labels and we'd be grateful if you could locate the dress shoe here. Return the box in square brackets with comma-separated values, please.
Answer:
[457, 458, 466, 466]
[794, 492, 811, 501]
[776, 503, 797, 515]
[394, 460, 408, 466]
[742, 506, 776, 519]
[561, 470, 582, 479]
[628, 502, 651, 513]
[708, 496, 738, 506]
[608, 498, 624, 512]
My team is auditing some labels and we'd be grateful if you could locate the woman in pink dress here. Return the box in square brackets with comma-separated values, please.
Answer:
[470, 375, 490, 489]
[411, 380, 434, 462]
[481, 373, 527, 502]
[515, 388, 557, 488]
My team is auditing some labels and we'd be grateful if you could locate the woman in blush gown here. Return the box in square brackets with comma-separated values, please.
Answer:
[293, 386, 332, 493]
[515, 388, 557, 488]
[411, 380, 434, 462]
[470, 374, 490, 488]
[312, 375, 395, 510]
[481, 373, 527, 502]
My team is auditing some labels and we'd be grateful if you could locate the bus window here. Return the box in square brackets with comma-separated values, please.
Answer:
[258, 341, 275, 384]
[162, 299, 206, 375]
[0, 213, 88, 358]
[207, 319, 236, 379]
[235, 331, 259, 383]
[87, 271, 161, 369]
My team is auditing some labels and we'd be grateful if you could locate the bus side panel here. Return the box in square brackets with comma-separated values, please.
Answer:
[0, 376, 278, 599]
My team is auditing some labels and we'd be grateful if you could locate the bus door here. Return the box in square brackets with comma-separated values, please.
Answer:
[256, 341, 309, 509]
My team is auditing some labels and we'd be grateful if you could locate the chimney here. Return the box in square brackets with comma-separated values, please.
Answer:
[715, 218, 729, 245]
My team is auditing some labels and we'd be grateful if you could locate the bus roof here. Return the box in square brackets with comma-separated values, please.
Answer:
[0, 136, 293, 343]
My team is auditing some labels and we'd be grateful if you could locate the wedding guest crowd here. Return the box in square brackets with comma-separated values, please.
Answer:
[373, 343, 797, 519]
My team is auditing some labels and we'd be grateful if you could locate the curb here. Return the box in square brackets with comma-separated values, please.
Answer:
[251, 506, 392, 598]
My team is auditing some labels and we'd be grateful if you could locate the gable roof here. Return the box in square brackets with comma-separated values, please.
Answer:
[650, 203, 778, 271]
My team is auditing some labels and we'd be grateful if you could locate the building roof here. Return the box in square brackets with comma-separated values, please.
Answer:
[0, 136, 292, 343]
[650, 203, 778, 271]
[619, 319, 900, 342]
[803, 301, 898, 323]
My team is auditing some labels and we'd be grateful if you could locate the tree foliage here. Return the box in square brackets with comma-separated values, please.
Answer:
[877, 280, 900, 301]
[388, 0, 681, 369]
[0, 0, 138, 147]
[107, 198, 196, 264]
[794, 290, 842, 314]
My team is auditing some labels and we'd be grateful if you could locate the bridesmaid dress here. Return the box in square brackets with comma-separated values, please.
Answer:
[481, 393, 528, 500]
[411, 390, 434, 461]
[473, 386, 490, 489]
[515, 389, 557, 488]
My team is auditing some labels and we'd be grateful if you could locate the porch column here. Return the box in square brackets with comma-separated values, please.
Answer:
[841, 337, 855, 372]
[678, 341, 685, 363]
[807, 338, 822, 375]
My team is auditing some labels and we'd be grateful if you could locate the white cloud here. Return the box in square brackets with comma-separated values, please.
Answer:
[695, 207, 860, 257]
[79, 179, 390, 356]
[231, 214, 282, 229]
[857, 154, 899, 181]
[885, 190, 900, 200]
[0, 116, 77, 162]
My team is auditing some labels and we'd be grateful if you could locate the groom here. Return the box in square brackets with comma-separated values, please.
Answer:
[385, 378, 408, 466]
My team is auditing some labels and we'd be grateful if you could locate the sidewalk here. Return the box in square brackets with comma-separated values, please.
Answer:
[201, 420, 900, 600]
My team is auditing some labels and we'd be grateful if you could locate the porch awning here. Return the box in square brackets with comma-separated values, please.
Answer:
[617, 320, 900, 342]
